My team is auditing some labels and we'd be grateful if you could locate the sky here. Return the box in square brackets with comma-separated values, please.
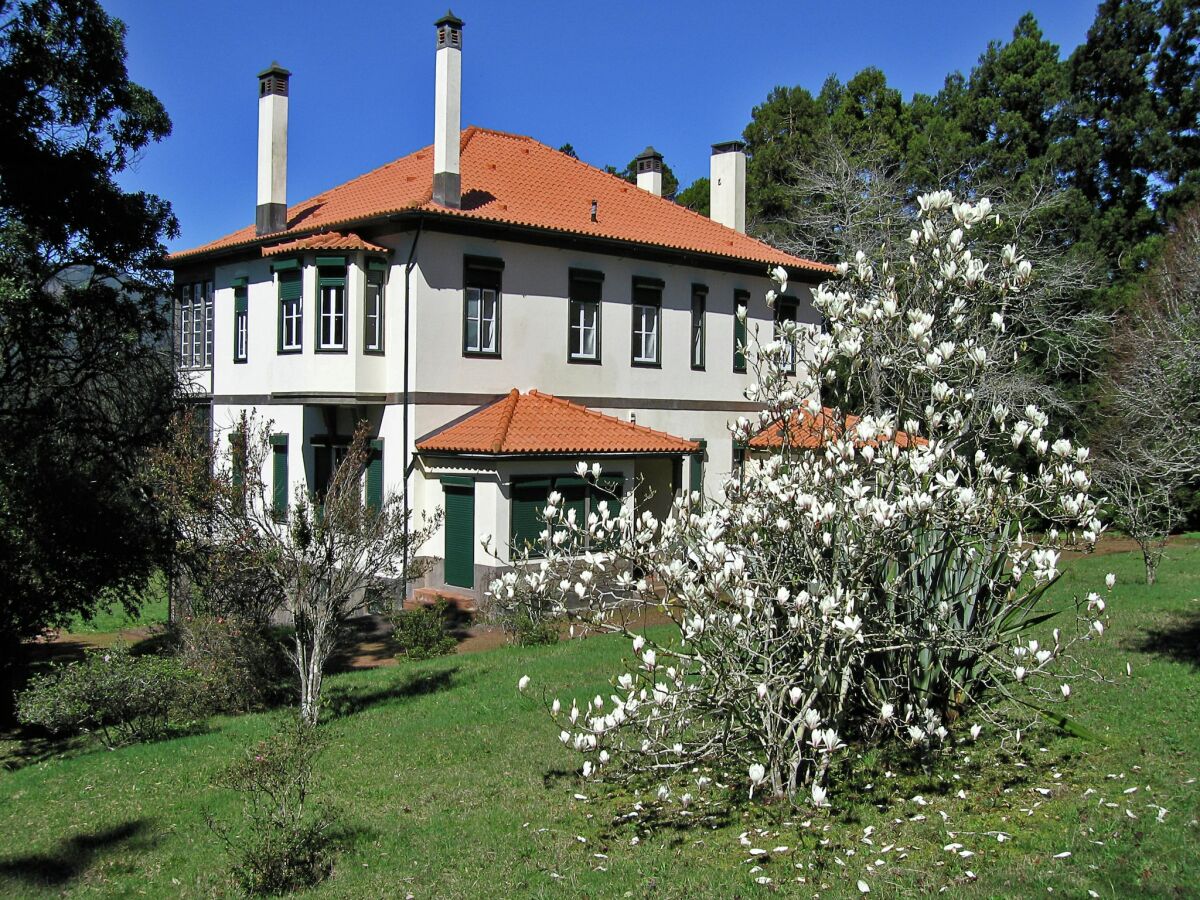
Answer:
[102, 1, 1103, 252]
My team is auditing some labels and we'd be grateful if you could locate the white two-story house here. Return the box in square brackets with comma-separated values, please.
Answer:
[168, 12, 830, 601]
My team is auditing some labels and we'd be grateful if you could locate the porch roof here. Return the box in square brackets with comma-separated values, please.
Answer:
[416, 389, 700, 456]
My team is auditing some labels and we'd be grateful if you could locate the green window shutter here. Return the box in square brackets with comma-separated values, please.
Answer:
[734, 292, 749, 373]
[270, 434, 288, 520]
[442, 478, 475, 588]
[278, 270, 302, 301]
[688, 439, 706, 504]
[229, 428, 246, 489]
[511, 477, 550, 557]
[315, 255, 347, 268]
[365, 439, 384, 513]
[554, 476, 588, 531]
[594, 474, 624, 520]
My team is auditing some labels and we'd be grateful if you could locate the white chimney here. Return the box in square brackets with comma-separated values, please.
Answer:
[433, 11, 464, 209]
[256, 62, 290, 236]
[635, 146, 664, 197]
[710, 141, 746, 233]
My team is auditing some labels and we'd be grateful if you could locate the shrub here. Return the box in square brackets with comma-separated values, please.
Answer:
[17, 644, 203, 748]
[508, 609, 561, 647]
[388, 600, 458, 660]
[172, 615, 293, 714]
[209, 719, 336, 896]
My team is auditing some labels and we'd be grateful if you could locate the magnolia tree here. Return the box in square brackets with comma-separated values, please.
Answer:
[496, 193, 1114, 807]
[157, 415, 438, 725]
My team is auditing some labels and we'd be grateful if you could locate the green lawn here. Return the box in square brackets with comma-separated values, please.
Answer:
[62, 573, 169, 635]
[0, 541, 1197, 897]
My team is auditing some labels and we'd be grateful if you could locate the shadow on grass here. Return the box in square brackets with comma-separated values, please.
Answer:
[323, 666, 461, 720]
[0, 726, 84, 773]
[1126, 609, 1200, 670]
[0, 819, 156, 888]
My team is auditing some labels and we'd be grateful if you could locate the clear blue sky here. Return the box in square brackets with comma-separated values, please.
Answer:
[104, 1, 1102, 252]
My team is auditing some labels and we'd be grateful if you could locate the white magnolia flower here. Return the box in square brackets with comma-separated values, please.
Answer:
[789, 686, 803, 705]
[551, 698, 561, 715]
[575, 461, 588, 478]
[1106, 572, 1116, 589]
[518, 675, 531, 692]
[880, 702, 895, 721]
[1060, 684, 1071, 698]
[970, 723, 982, 741]
[811, 783, 829, 807]
[749, 763, 766, 785]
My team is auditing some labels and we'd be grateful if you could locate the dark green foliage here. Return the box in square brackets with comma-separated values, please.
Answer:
[509, 609, 561, 647]
[388, 600, 458, 660]
[675, 177, 710, 215]
[742, 84, 825, 232]
[0, 0, 180, 717]
[170, 616, 294, 714]
[209, 720, 336, 896]
[16, 644, 202, 748]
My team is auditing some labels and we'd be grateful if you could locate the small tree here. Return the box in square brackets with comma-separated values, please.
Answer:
[1092, 206, 1200, 583]
[157, 415, 438, 725]
[498, 193, 1113, 808]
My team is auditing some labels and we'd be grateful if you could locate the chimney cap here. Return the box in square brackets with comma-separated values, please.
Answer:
[711, 140, 746, 156]
[635, 145, 664, 162]
[257, 61, 292, 80]
[435, 9, 464, 27]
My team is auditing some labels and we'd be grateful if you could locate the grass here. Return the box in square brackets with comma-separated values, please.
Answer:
[0, 541, 1197, 897]
[62, 573, 169, 635]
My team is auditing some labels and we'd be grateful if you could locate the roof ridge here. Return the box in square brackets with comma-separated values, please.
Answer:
[492, 388, 520, 452]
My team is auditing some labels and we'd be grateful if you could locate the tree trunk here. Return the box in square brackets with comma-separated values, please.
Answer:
[1144, 550, 1158, 587]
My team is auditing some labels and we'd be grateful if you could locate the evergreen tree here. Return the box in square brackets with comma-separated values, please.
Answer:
[0, 0, 179, 717]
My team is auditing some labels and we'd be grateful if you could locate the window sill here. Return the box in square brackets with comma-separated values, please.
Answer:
[315, 346, 348, 354]
[631, 359, 661, 369]
[691, 363, 706, 372]
[278, 348, 303, 355]
[568, 356, 602, 365]
[233, 358, 247, 365]
[363, 349, 386, 357]
[463, 350, 502, 359]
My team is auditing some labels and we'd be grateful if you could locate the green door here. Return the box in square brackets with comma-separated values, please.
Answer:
[442, 478, 475, 588]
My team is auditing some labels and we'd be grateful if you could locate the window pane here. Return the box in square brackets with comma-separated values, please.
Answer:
[466, 316, 479, 351]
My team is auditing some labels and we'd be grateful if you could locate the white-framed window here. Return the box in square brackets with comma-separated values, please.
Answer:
[568, 269, 603, 363]
[464, 286, 498, 354]
[178, 280, 213, 368]
[691, 286, 706, 370]
[570, 299, 598, 359]
[276, 268, 303, 353]
[463, 257, 502, 356]
[313, 263, 347, 351]
[319, 282, 346, 350]
[631, 280, 662, 366]
[233, 285, 248, 363]
[364, 267, 385, 353]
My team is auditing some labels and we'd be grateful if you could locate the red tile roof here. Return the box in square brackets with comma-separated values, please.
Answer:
[416, 389, 700, 455]
[748, 408, 925, 450]
[170, 127, 831, 274]
[260, 231, 388, 256]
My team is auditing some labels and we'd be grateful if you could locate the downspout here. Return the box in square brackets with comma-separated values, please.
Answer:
[401, 216, 424, 596]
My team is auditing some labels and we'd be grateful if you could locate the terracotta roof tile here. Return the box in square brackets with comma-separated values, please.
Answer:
[748, 408, 924, 450]
[260, 231, 389, 256]
[417, 389, 700, 455]
[170, 128, 831, 274]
